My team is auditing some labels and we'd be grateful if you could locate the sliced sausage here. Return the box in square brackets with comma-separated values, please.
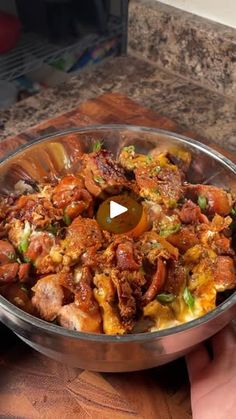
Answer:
[0, 240, 16, 265]
[142, 258, 167, 305]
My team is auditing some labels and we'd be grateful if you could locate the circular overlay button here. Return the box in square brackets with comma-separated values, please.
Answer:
[96, 194, 143, 234]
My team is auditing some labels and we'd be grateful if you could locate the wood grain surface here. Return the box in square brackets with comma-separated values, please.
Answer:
[0, 93, 234, 419]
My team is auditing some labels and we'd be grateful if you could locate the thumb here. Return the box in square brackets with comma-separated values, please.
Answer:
[186, 343, 210, 383]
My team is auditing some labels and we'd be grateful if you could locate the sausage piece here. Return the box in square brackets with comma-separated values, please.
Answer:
[184, 184, 232, 216]
[142, 258, 167, 305]
[0, 263, 19, 284]
[116, 240, 140, 271]
[213, 257, 236, 292]
[0, 240, 16, 265]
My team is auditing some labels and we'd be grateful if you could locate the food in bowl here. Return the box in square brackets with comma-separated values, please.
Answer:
[0, 141, 235, 335]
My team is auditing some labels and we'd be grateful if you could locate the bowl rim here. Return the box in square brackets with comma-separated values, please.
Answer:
[0, 124, 235, 342]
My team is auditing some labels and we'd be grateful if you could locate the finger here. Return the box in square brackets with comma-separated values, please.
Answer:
[211, 324, 236, 360]
[186, 343, 210, 383]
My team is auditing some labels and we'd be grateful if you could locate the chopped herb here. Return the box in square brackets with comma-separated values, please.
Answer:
[63, 214, 71, 226]
[23, 255, 31, 263]
[160, 223, 181, 237]
[93, 175, 105, 184]
[18, 221, 31, 254]
[156, 293, 175, 303]
[16, 258, 21, 264]
[146, 155, 153, 163]
[123, 145, 135, 153]
[198, 195, 207, 211]
[183, 287, 195, 310]
[19, 238, 29, 253]
[19, 284, 28, 294]
[47, 224, 58, 235]
[150, 188, 161, 196]
[151, 242, 162, 249]
[151, 166, 161, 176]
[168, 199, 177, 209]
[231, 208, 236, 216]
[8, 252, 16, 261]
[92, 140, 103, 152]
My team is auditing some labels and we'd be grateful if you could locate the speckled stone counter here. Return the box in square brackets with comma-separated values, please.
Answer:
[0, 56, 235, 154]
[129, 0, 236, 97]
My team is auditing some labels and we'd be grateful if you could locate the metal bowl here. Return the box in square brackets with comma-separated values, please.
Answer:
[0, 125, 235, 372]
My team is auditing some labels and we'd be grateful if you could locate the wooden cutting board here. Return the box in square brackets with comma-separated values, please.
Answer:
[0, 93, 234, 419]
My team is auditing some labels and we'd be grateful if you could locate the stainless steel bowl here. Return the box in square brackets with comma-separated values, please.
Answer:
[0, 125, 235, 372]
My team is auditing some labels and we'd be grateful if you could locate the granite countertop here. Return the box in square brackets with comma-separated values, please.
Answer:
[0, 56, 235, 154]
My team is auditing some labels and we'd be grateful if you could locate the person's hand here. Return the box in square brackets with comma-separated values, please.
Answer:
[186, 325, 236, 419]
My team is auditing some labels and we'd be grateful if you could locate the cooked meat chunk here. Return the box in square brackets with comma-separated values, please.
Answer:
[1, 283, 34, 313]
[113, 275, 136, 324]
[82, 149, 129, 197]
[7, 194, 62, 229]
[25, 232, 58, 274]
[64, 217, 104, 264]
[95, 247, 145, 323]
[0, 262, 19, 284]
[101, 236, 141, 271]
[0, 240, 29, 285]
[197, 215, 233, 253]
[52, 175, 93, 219]
[0, 196, 9, 220]
[58, 303, 101, 333]
[60, 267, 102, 327]
[0, 240, 16, 264]
[142, 258, 167, 305]
[32, 274, 64, 321]
[18, 263, 31, 282]
[178, 200, 209, 224]
[184, 184, 233, 216]
[68, 217, 103, 246]
[0, 222, 6, 239]
[53, 175, 84, 205]
[163, 260, 186, 295]
[80, 247, 102, 269]
[167, 225, 199, 254]
[73, 268, 99, 308]
[138, 231, 179, 263]
[116, 239, 141, 271]
[110, 269, 140, 326]
[157, 167, 183, 204]
[213, 256, 236, 292]
[212, 235, 234, 256]
[135, 164, 182, 207]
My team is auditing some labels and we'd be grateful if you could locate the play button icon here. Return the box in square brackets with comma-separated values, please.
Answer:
[110, 200, 128, 219]
[96, 194, 143, 234]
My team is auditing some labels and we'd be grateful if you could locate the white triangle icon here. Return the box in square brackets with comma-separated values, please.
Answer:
[110, 200, 128, 219]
